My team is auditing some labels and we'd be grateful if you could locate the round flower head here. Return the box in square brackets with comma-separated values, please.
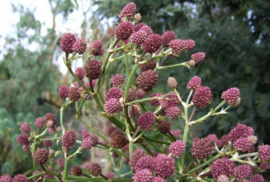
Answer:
[81, 129, 91, 139]
[44, 113, 57, 127]
[60, 33, 76, 53]
[191, 137, 214, 160]
[22, 145, 30, 152]
[137, 112, 155, 131]
[33, 148, 49, 165]
[166, 92, 179, 108]
[119, 2, 136, 18]
[107, 126, 117, 137]
[184, 39, 195, 51]
[133, 169, 153, 182]
[0, 174, 12, 182]
[140, 25, 153, 35]
[169, 140, 185, 158]
[170, 129, 181, 137]
[134, 13, 141, 23]
[216, 175, 229, 182]
[81, 136, 98, 150]
[85, 59, 102, 79]
[68, 87, 81, 101]
[12, 174, 28, 182]
[110, 74, 124, 88]
[206, 134, 218, 143]
[187, 76, 202, 90]
[84, 163, 102, 176]
[139, 59, 156, 72]
[105, 87, 122, 101]
[158, 121, 170, 134]
[115, 21, 133, 40]
[105, 172, 114, 179]
[58, 85, 69, 98]
[110, 129, 124, 137]
[110, 133, 128, 149]
[71, 166, 82, 176]
[167, 77, 178, 88]
[165, 106, 181, 119]
[16, 134, 30, 145]
[57, 158, 65, 168]
[132, 23, 145, 32]
[221, 87, 240, 105]
[136, 70, 158, 92]
[129, 148, 145, 170]
[233, 164, 252, 181]
[233, 137, 252, 152]
[75, 67, 85, 80]
[248, 135, 258, 145]
[20, 122, 31, 134]
[211, 158, 235, 179]
[258, 145, 270, 163]
[149, 93, 162, 107]
[228, 124, 254, 143]
[169, 39, 185, 55]
[162, 30, 175, 46]
[72, 39, 87, 55]
[104, 98, 122, 114]
[192, 86, 212, 108]
[134, 89, 146, 100]
[191, 52, 206, 64]
[35, 117, 44, 128]
[62, 130, 76, 148]
[90, 40, 105, 56]
[154, 154, 175, 179]
[249, 174, 264, 182]
[135, 155, 155, 171]
[43, 137, 53, 147]
[48, 128, 55, 135]
[131, 30, 148, 45]
[142, 34, 162, 54]
[152, 176, 166, 182]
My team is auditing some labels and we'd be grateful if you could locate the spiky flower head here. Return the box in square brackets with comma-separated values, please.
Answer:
[131, 30, 148, 45]
[85, 59, 102, 80]
[119, 2, 136, 18]
[133, 169, 153, 182]
[82, 129, 91, 139]
[115, 21, 133, 40]
[105, 87, 122, 101]
[140, 25, 153, 35]
[167, 77, 178, 88]
[258, 145, 270, 163]
[139, 59, 156, 72]
[142, 34, 162, 54]
[62, 130, 76, 148]
[35, 117, 44, 128]
[136, 70, 158, 92]
[33, 148, 49, 165]
[135, 155, 155, 171]
[152, 177, 166, 182]
[84, 163, 102, 176]
[110, 74, 125, 88]
[104, 98, 123, 114]
[169, 39, 185, 55]
[81, 136, 98, 150]
[158, 121, 170, 134]
[16, 134, 30, 145]
[191, 52, 206, 64]
[75, 67, 85, 80]
[129, 148, 145, 170]
[68, 87, 81, 101]
[57, 158, 65, 168]
[192, 86, 212, 108]
[248, 135, 258, 145]
[0, 174, 12, 182]
[165, 106, 181, 119]
[132, 23, 145, 32]
[60, 33, 76, 53]
[206, 134, 218, 143]
[187, 76, 202, 90]
[43, 137, 53, 147]
[110, 133, 128, 149]
[169, 140, 185, 158]
[12, 174, 28, 182]
[228, 124, 254, 143]
[71, 166, 82, 176]
[149, 93, 162, 107]
[154, 154, 175, 179]
[233, 137, 252, 152]
[211, 158, 235, 179]
[44, 113, 57, 128]
[233, 164, 252, 181]
[58, 85, 69, 98]
[20, 122, 31, 134]
[162, 31, 175, 46]
[184, 39, 195, 51]
[216, 175, 229, 182]
[191, 137, 214, 160]
[249, 174, 264, 182]
[134, 89, 146, 100]
[221, 87, 240, 106]
[137, 112, 155, 131]
[166, 92, 179, 108]
[90, 40, 105, 56]
[72, 39, 87, 55]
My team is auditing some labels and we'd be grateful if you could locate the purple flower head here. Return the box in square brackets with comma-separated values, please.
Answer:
[105, 172, 114, 179]
[33, 148, 49, 165]
[81, 136, 98, 150]
[110, 74, 125, 88]
[167, 77, 178, 89]
[62, 130, 76, 148]
[206, 134, 218, 143]
[169, 140, 185, 158]
[68, 87, 81, 101]
[192, 86, 212, 108]
[233, 137, 252, 152]
[43, 137, 53, 147]
[184, 39, 195, 51]
[211, 158, 235, 179]
[35, 117, 44, 128]
[191, 137, 214, 160]
[71, 166, 82, 176]
[131, 30, 148, 45]
[165, 106, 181, 119]
[149, 93, 162, 107]
[12, 174, 28, 182]
[104, 98, 123, 114]
[221, 87, 240, 106]
[90, 40, 105, 56]
[162, 31, 175, 46]
[72, 39, 87, 55]
[136, 70, 158, 92]
[191, 52, 206, 64]
[129, 105, 141, 118]
[216, 175, 229, 182]
[249, 174, 264, 182]
[60, 33, 76, 53]
[140, 25, 153, 35]
[169, 39, 185, 55]
[119, 2, 136, 18]
[0, 174, 12, 182]
[154, 154, 175, 179]
[75, 67, 85, 80]
[158, 121, 170, 134]
[110, 133, 128, 149]
[16, 134, 30, 145]
[129, 148, 145, 170]
[137, 112, 155, 131]
[57, 158, 65, 168]
[152, 176, 166, 182]
[85, 59, 102, 80]
[58, 85, 69, 98]
[187, 76, 202, 90]
[20, 122, 31, 134]
[133, 169, 153, 182]
[135, 155, 155, 171]
[139, 59, 156, 72]
[44, 113, 57, 128]
[115, 21, 133, 40]
[132, 23, 145, 32]
[142, 34, 162, 54]
[228, 124, 254, 143]
[105, 87, 122, 101]
[258, 145, 270, 163]
[233, 164, 252, 181]
[84, 163, 102, 176]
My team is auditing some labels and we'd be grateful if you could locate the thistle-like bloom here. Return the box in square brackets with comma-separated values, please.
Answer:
[154, 154, 175, 179]
[149, 93, 162, 107]
[35, 117, 44, 128]
[162, 31, 175, 46]
[60, 33, 76, 53]
[85, 59, 102, 80]
[20, 122, 31, 134]
[137, 112, 155, 131]
[12, 174, 28, 182]
[72, 39, 87, 55]
[191, 52, 206, 64]
[84, 163, 102, 176]
[104, 98, 123, 114]
[58, 85, 69, 98]
[16, 134, 30, 145]
[129, 148, 145, 170]
[206, 134, 218, 143]
[68, 87, 81, 101]
[71, 166, 82, 176]
[221, 87, 240, 105]
[43, 137, 52, 147]
[158, 121, 170, 134]
[75, 67, 85, 80]
[131, 30, 148, 45]
[110, 133, 128, 149]
[228, 124, 254, 143]
[105, 172, 115, 179]
[216, 175, 229, 182]
[139, 59, 156, 72]
[90, 40, 105, 56]
[57, 158, 65, 168]
[115, 21, 133, 40]
[169, 39, 185, 55]
[167, 77, 178, 88]
[233, 164, 252, 181]
[110, 74, 125, 88]
[44, 113, 57, 127]
[136, 70, 158, 92]
[105, 87, 122, 101]
[81, 136, 98, 150]
[140, 25, 153, 35]
[0, 174, 12, 182]
[152, 177, 166, 182]
[187, 76, 202, 90]
[165, 106, 181, 119]
[135, 155, 155, 171]
[192, 86, 212, 108]
[249, 174, 264, 182]
[233, 137, 252, 152]
[191, 137, 214, 160]
[184, 39, 195, 51]
[62, 130, 76, 148]
[142, 34, 162, 54]
[119, 2, 136, 18]
[211, 158, 235, 179]
[169, 140, 185, 158]
[33, 148, 49, 165]
[133, 169, 153, 182]
[132, 23, 146, 32]
[258, 145, 270, 163]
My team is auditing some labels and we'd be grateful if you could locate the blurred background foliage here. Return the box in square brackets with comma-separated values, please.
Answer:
[0, 0, 269, 177]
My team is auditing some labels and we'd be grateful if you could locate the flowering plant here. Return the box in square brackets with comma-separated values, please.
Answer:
[2, 2, 269, 182]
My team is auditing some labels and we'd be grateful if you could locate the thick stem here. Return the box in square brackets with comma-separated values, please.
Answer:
[124, 52, 130, 75]
[124, 64, 139, 100]
[180, 124, 190, 172]
[187, 154, 220, 174]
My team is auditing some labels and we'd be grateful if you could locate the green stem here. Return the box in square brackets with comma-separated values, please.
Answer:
[144, 135, 170, 145]
[93, 94, 104, 111]
[124, 105, 135, 131]
[126, 97, 160, 105]
[27, 171, 45, 180]
[124, 52, 130, 75]
[180, 124, 190, 172]
[60, 101, 72, 134]
[147, 141, 164, 153]
[111, 148, 129, 158]
[63, 154, 68, 181]
[124, 64, 139, 100]
[158, 62, 189, 70]
[32, 138, 37, 171]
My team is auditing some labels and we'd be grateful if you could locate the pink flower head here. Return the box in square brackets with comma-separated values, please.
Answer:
[152, 176, 166, 182]
[233, 164, 252, 181]
[129, 148, 145, 170]
[135, 155, 155, 171]
[62, 130, 76, 148]
[221, 87, 240, 106]
[33, 148, 49, 165]
[12, 174, 28, 182]
[68, 87, 81, 101]
[228, 124, 254, 143]
[170, 129, 181, 137]
[132, 23, 145, 32]
[165, 106, 181, 119]
[169, 39, 185, 55]
[20, 122, 31, 134]
[158, 121, 170, 134]
[249, 174, 264, 182]
[187, 76, 202, 90]
[60, 33, 76, 53]
[104, 98, 123, 114]
[233, 137, 252, 152]
[258, 145, 270, 163]
[72, 38, 87, 55]
[0, 174, 12, 182]
[162, 31, 175, 46]
[167, 77, 178, 88]
[35, 117, 44, 128]
[142, 34, 162, 54]
[191, 137, 214, 160]
[149, 93, 162, 107]
[44, 113, 57, 128]
[136, 70, 158, 92]
[16, 134, 30, 145]
[105, 87, 122, 101]
[191, 52, 205, 64]
[81, 136, 98, 150]
[154, 154, 175, 179]
[75, 67, 85, 80]
[119, 2, 136, 18]
[169, 140, 185, 158]
[84, 163, 102, 176]
[137, 112, 155, 131]
[211, 158, 235, 179]
[85, 59, 102, 80]
[192, 86, 212, 108]
[43, 137, 53, 147]
[115, 21, 133, 40]
[139, 59, 156, 72]
[140, 25, 153, 35]
[133, 169, 153, 182]
[131, 30, 148, 45]
[58, 85, 69, 98]
[57, 158, 65, 168]
[110, 74, 125, 88]
[183, 39, 195, 51]
[90, 40, 105, 56]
